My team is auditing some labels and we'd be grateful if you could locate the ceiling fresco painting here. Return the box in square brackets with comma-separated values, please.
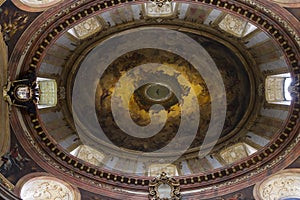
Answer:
[94, 41, 250, 153]
[0, 132, 42, 186]
[0, 0, 300, 199]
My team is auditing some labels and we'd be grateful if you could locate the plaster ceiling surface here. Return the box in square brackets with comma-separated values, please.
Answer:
[71, 31, 251, 162]
[61, 21, 255, 175]
[3, 0, 300, 199]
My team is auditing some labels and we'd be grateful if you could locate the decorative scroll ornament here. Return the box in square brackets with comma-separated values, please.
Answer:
[0, 173, 14, 191]
[218, 14, 247, 37]
[20, 177, 75, 200]
[254, 169, 300, 200]
[144, 0, 174, 18]
[2, 70, 38, 114]
[73, 17, 102, 39]
[149, 172, 181, 200]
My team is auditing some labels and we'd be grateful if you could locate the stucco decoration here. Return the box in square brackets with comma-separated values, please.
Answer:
[149, 172, 181, 200]
[143, 0, 175, 18]
[148, 164, 178, 177]
[18, 174, 80, 200]
[254, 169, 300, 200]
[265, 73, 291, 105]
[266, 77, 285, 102]
[219, 14, 247, 37]
[218, 14, 257, 38]
[11, 0, 63, 12]
[73, 17, 102, 39]
[71, 145, 105, 166]
[2, 0, 300, 198]
[38, 78, 57, 107]
[219, 143, 249, 164]
[267, 0, 300, 8]
[20, 0, 57, 5]
[0, 173, 14, 191]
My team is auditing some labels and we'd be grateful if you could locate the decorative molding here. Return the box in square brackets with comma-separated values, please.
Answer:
[267, 0, 300, 8]
[73, 17, 102, 39]
[22, 0, 87, 55]
[253, 169, 300, 200]
[13, 109, 147, 197]
[72, 145, 105, 166]
[20, 0, 300, 184]
[0, 173, 14, 191]
[3, 70, 37, 114]
[11, 0, 64, 12]
[220, 143, 249, 164]
[243, 0, 300, 47]
[143, 0, 174, 18]
[24, 0, 298, 171]
[14, 172, 81, 200]
[148, 164, 178, 177]
[0, 184, 20, 200]
[0, 24, 10, 157]
[149, 172, 181, 200]
[218, 14, 247, 37]
[0, 0, 5, 7]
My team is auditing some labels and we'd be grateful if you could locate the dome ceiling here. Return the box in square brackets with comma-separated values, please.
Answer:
[61, 23, 256, 176]
[1, 0, 300, 199]
[76, 34, 251, 153]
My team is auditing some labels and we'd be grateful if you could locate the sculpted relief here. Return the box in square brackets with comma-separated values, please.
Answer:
[73, 145, 105, 166]
[148, 164, 178, 177]
[73, 17, 102, 39]
[261, 177, 300, 200]
[220, 143, 249, 164]
[254, 170, 300, 200]
[20, 177, 75, 200]
[219, 14, 247, 37]
[144, 0, 174, 17]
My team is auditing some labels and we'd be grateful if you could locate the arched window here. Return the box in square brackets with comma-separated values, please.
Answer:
[265, 73, 292, 105]
[218, 14, 257, 37]
[36, 77, 57, 109]
[148, 164, 178, 177]
[70, 145, 105, 166]
[220, 142, 257, 164]
[67, 17, 103, 40]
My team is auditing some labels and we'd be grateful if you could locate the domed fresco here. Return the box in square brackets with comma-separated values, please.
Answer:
[91, 38, 251, 153]
[0, 0, 300, 199]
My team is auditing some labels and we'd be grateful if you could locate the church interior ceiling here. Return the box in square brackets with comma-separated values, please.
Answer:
[0, 0, 300, 199]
